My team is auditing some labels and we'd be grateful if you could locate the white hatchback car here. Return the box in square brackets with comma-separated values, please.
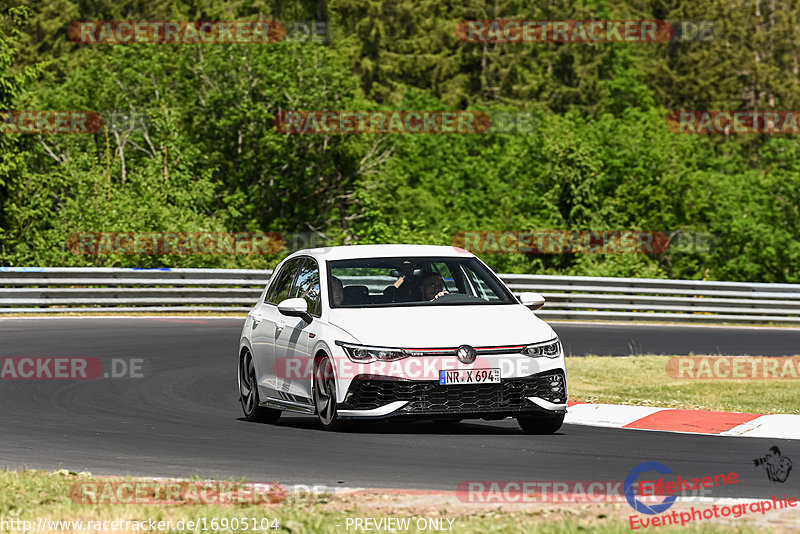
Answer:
[238, 244, 567, 433]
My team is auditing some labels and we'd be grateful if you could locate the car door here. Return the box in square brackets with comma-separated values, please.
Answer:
[251, 258, 302, 399]
[280, 258, 322, 402]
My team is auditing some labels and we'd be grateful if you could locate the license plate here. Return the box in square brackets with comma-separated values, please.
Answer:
[438, 368, 501, 385]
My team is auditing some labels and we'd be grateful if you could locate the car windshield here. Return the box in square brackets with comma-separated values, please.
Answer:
[328, 256, 515, 308]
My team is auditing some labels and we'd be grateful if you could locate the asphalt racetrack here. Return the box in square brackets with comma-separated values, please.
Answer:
[0, 317, 798, 499]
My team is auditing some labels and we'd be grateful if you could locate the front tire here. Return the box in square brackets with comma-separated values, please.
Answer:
[239, 350, 281, 423]
[517, 413, 564, 434]
[313, 356, 345, 431]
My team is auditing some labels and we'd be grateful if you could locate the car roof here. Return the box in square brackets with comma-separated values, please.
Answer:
[286, 244, 475, 262]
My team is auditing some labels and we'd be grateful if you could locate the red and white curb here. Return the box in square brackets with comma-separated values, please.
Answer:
[566, 401, 800, 439]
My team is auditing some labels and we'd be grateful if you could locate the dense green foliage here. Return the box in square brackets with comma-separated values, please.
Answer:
[1, 0, 798, 281]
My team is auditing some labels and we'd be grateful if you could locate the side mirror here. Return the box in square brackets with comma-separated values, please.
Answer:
[519, 292, 545, 311]
[278, 297, 313, 323]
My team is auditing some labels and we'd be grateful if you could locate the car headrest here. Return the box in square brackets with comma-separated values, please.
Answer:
[396, 275, 422, 302]
[342, 285, 369, 305]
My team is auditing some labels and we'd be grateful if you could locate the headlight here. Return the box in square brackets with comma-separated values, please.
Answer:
[522, 338, 562, 358]
[336, 341, 410, 363]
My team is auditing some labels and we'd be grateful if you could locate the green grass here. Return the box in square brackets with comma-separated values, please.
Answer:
[567, 355, 800, 414]
[0, 470, 774, 533]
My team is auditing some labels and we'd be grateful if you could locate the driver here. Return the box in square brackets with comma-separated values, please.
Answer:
[419, 273, 449, 301]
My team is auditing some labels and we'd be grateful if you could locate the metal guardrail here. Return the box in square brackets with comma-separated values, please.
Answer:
[2, 267, 800, 324]
[0, 267, 268, 313]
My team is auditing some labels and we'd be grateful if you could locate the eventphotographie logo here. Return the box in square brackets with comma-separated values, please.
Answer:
[625, 462, 678, 515]
[753, 447, 793, 484]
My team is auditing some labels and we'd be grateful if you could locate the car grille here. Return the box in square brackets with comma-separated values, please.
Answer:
[341, 370, 566, 414]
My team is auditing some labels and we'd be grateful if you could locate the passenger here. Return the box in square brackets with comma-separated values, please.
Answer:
[419, 273, 449, 301]
[331, 276, 344, 306]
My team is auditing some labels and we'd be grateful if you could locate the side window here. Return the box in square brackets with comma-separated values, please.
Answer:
[462, 265, 501, 301]
[265, 259, 302, 305]
[291, 259, 322, 316]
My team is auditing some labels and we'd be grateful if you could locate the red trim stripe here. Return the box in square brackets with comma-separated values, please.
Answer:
[404, 345, 527, 352]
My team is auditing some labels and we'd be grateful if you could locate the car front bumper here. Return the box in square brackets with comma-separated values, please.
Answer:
[337, 369, 567, 419]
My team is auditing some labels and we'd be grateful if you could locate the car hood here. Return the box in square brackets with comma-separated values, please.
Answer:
[327, 304, 555, 347]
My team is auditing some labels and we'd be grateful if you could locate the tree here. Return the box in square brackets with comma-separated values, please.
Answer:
[0, 6, 40, 259]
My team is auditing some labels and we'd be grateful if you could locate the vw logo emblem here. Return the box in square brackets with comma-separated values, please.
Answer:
[456, 345, 477, 364]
